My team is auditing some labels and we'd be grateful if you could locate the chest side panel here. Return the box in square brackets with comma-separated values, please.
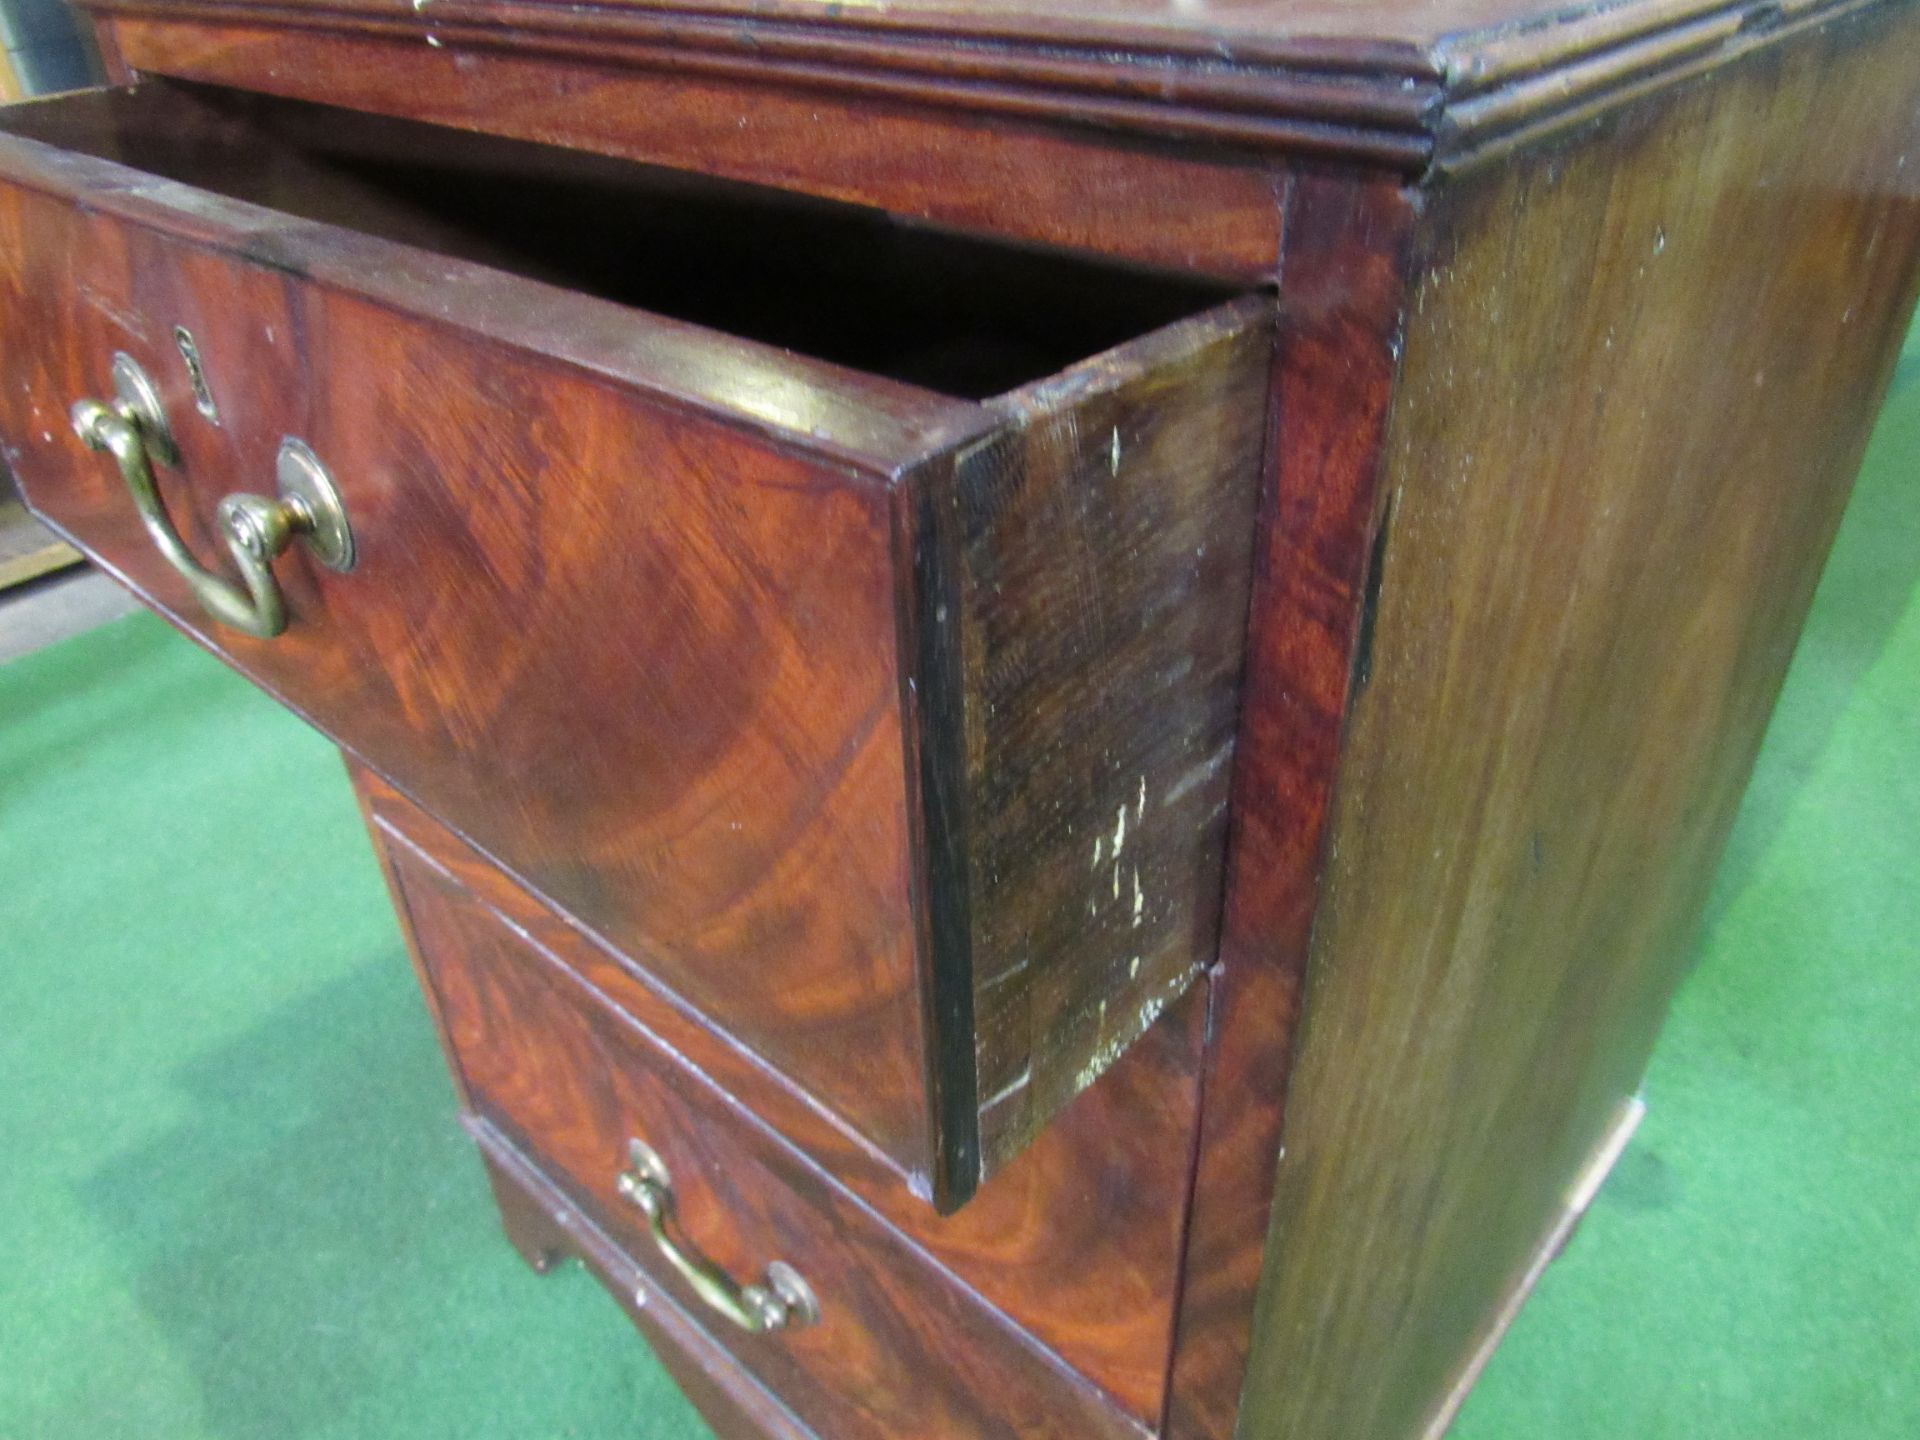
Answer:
[1240, 11, 1920, 1438]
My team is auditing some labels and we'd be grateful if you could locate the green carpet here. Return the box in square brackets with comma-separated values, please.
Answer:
[0, 638, 719, 1433]
[2, 324, 1915, 1438]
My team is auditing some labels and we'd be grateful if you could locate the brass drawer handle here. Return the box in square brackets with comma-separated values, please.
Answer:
[615, 1138, 819, 1334]
[69, 353, 353, 640]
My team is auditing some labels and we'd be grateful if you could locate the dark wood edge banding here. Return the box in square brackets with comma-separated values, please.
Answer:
[891, 448, 983, 1211]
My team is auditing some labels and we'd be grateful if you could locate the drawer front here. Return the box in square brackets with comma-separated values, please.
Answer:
[0, 83, 1270, 1204]
[386, 841, 1143, 1440]
[359, 764, 1201, 1425]
[0, 174, 934, 1175]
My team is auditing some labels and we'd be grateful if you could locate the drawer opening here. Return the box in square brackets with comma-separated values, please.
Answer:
[0, 79, 1241, 400]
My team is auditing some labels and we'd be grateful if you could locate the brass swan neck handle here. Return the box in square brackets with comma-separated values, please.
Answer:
[70, 352, 353, 640]
[616, 1138, 820, 1335]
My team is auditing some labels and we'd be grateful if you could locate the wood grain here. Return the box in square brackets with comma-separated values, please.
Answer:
[1165, 167, 1420, 1440]
[1237, 9, 1920, 1437]
[99, 18, 1295, 279]
[75, 0, 1909, 180]
[354, 763, 1206, 1426]
[0, 155, 940, 1174]
[89, 7, 1434, 175]
[389, 840, 1146, 1440]
[4, 1, 1910, 1433]
[0, 83, 1269, 1201]
[903, 296, 1273, 1195]
[0, 81, 1234, 417]
[75, 0, 1875, 69]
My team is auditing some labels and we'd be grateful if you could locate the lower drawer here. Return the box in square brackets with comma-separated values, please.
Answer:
[382, 835, 1143, 1440]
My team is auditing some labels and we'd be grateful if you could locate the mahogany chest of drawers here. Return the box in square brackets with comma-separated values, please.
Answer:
[4, 0, 1916, 1433]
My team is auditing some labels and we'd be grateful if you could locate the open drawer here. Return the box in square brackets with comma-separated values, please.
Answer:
[0, 79, 1271, 1208]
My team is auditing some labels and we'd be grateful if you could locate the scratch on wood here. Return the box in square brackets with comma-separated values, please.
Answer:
[1164, 743, 1233, 807]
[978, 1064, 1032, 1115]
[1071, 964, 1199, 1097]
[78, 283, 148, 344]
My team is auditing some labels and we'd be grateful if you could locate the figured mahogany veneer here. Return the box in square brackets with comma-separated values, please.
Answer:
[6, 0, 1920, 1434]
[0, 79, 1270, 1209]
[353, 762, 1204, 1426]
[381, 831, 1144, 1440]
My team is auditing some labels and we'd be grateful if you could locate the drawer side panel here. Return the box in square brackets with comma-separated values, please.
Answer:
[905, 297, 1274, 1196]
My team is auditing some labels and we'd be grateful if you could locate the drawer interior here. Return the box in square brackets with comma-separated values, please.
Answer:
[0, 79, 1237, 399]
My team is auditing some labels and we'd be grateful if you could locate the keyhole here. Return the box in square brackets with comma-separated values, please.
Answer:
[174, 326, 220, 425]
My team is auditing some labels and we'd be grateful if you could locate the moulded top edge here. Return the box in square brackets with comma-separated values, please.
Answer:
[81, 0, 1908, 170]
